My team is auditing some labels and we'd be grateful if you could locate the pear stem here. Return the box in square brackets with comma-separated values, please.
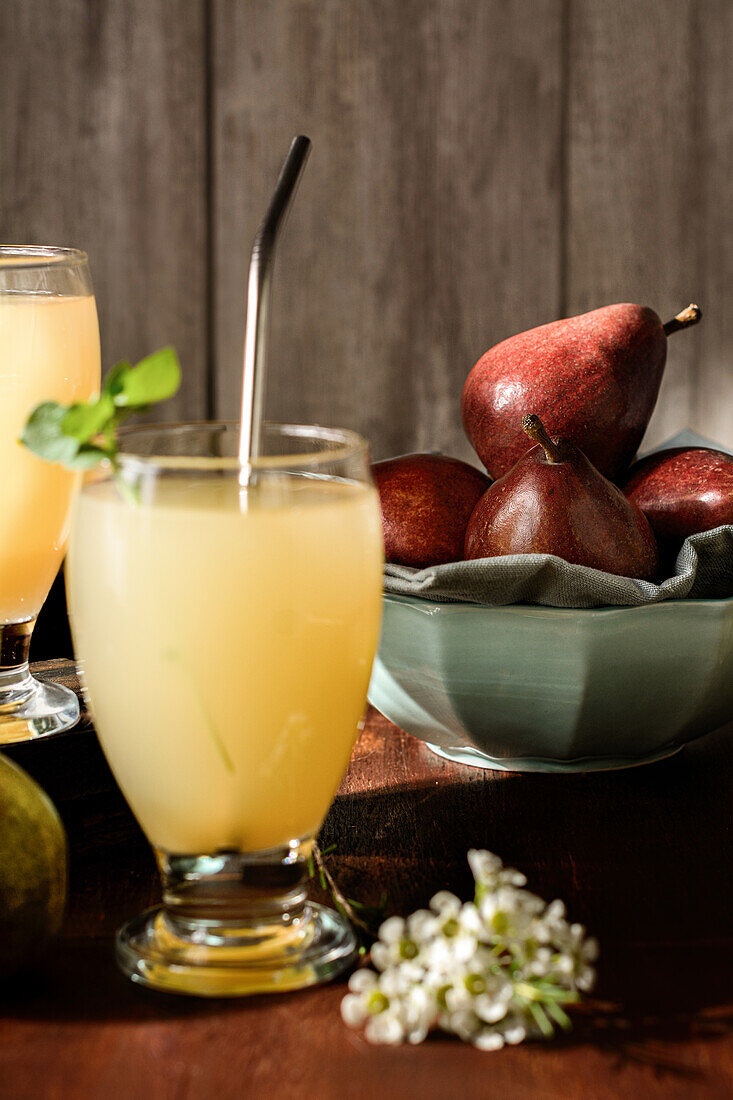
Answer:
[663, 303, 702, 336]
[521, 414, 562, 463]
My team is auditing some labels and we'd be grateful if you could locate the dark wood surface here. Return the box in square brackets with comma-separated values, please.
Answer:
[2, 0, 732, 456]
[1, 659, 731, 1099]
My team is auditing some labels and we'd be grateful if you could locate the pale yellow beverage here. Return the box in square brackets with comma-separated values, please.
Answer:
[68, 473, 383, 854]
[0, 292, 100, 621]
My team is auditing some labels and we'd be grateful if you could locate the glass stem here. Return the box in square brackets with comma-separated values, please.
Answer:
[155, 840, 314, 946]
[0, 619, 36, 706]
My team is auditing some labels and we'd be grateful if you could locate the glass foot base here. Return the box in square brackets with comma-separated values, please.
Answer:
[0, 677, 80, 744]
[116, 902, 358, 997]
[425, 740, 684, 772]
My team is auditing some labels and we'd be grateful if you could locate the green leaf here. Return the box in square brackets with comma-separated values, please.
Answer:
[62, 394, 115, 442]
[527, 999, 555, 1039]
[20, 402, 81, 464]
[72, 444, 115, 469]
[102, 360, 132, 399]
[530, 982, 580, 1002]
[19, 347, 182, 485]
[544, 999, 573, 1032]
[115, 346, 181, 408]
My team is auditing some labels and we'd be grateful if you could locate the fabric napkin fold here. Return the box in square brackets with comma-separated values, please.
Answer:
[382, 431, 733, 608]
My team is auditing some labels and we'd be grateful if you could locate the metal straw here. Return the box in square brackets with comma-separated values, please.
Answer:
[238, 134, 312, 483]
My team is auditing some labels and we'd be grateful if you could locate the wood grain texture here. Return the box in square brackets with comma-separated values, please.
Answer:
[693, 0, 733, 442]
[1, 661, 732, 1099]
[565, 0, 732, 451]
[0, 0, 208, 419]
[2, 1, 729, 458]
[210, 0, 564, 462]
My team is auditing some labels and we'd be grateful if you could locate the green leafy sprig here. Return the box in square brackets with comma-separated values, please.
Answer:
[340, 849, 598, 1049]
[309, 841, 387, 955]
[20, 347, 181, 472]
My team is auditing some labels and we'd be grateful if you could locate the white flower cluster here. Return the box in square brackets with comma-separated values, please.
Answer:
[341, 849, 598, 1050]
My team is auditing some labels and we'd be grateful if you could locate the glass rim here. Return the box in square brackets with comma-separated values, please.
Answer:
[0, 245, 89, 270]
[115, 421, 370, 472]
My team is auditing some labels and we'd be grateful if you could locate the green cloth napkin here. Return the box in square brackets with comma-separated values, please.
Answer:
[383, 432, 733, 608]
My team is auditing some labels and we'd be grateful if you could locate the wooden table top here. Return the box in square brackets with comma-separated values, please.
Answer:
[1, 659, 732, 1099]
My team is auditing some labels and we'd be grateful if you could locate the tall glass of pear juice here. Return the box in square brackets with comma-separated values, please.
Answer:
[67, 422, 383, 995]
[0, 247, 100, 741]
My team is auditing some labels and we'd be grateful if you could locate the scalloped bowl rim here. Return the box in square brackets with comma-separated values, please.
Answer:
[382, 591, 733, 618]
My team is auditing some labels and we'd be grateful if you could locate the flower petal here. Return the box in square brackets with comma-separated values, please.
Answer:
[378, 916, 406, 945]
[365, 1012, 405, 1045]
[341, 993, 369, 1028]
[473, 1030, 505, 1051]
[503, 1024, 527, 1045]
[468, 850, 502, 884]
[348, 969, 377, 993]
[430, 891, 461, 915]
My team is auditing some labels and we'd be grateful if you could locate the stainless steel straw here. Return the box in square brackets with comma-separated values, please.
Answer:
[238, 135, 312, 482]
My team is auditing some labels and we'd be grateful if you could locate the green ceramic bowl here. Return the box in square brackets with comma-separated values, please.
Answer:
[368, 593, 733, 772]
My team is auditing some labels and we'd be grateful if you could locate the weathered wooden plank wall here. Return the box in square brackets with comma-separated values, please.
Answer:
[1, 0, 731, 459]
[565, 0, 732, 449]
[211, 0, 564, 462]
[0, 0, 208, 421]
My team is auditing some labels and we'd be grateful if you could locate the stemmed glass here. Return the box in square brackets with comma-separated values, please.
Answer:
[67, 422, 383, 995]
[0, 247, 100, 742]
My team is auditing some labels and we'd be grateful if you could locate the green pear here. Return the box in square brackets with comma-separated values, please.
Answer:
[0, 753, 67, 976]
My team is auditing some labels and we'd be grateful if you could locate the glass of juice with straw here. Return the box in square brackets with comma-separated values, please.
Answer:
[67, 421, 383, 993]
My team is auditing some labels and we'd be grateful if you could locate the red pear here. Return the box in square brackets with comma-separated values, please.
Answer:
[373, 454, 491, 568]
[623, 447, 733, 546]
[462, 303, 702, 480]
[465, 415, 658, 580]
